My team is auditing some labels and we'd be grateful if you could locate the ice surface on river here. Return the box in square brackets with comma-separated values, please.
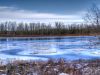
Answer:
[0, 36, 100, 61]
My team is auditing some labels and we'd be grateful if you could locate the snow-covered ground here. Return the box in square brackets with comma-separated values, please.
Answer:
[0, 36, 100, 61]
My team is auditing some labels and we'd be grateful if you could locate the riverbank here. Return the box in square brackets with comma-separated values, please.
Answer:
[0, 59, 100, 75]
[0, 33, 100, 37]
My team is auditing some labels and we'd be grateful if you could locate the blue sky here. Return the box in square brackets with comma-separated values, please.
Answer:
[0, 0, 100, 23]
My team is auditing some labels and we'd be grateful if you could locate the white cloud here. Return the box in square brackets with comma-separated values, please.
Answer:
[0, 6, 84, 24]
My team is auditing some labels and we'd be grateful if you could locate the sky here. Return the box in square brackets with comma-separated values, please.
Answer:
[0, 0, 100, 24]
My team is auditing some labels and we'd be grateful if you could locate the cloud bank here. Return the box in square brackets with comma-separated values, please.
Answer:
[0, 6, 84, 24]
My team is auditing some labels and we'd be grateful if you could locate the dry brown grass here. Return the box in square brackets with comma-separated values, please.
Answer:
[0, 59, 100, 75]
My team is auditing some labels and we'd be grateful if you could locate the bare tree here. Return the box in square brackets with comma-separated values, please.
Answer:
[84, 3, 100, 34]
[84, 4, 100, 25]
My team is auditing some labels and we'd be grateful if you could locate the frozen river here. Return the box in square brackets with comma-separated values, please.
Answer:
[0, 36, 100, 61]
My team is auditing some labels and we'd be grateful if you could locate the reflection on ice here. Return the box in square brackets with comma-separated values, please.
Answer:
[0, 36, 100, 61]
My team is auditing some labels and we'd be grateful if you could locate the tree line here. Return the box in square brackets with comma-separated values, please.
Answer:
[0, 21, 100, 36]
